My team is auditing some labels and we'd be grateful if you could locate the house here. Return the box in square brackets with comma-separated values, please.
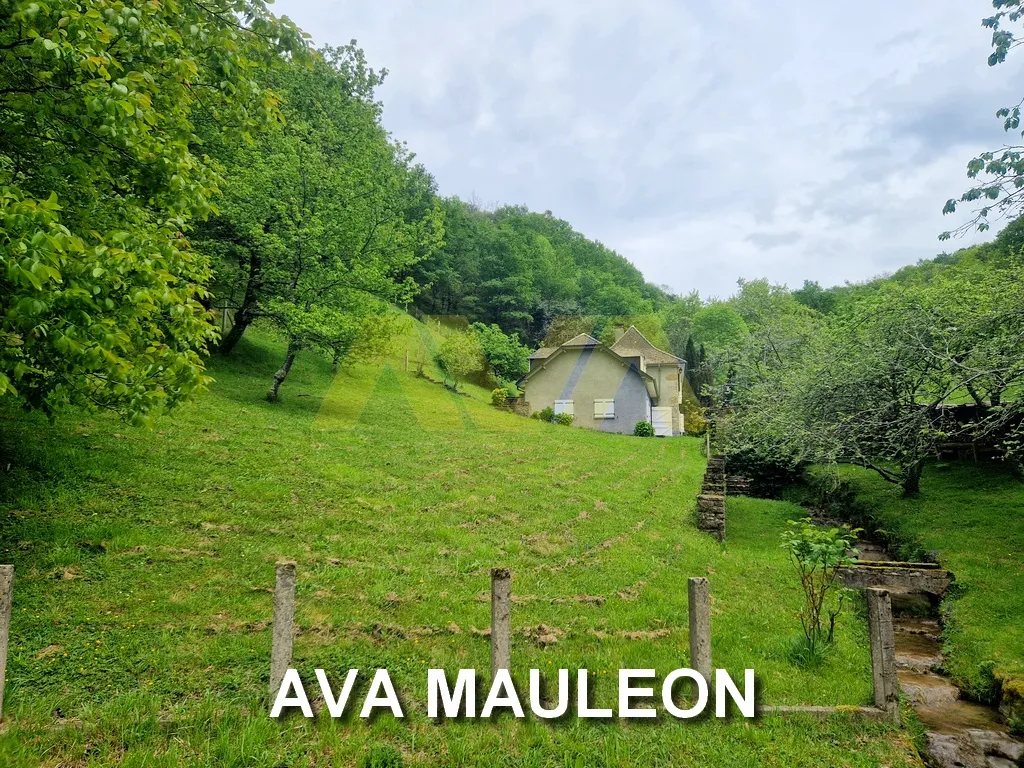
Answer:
[517, 325, 686, 436]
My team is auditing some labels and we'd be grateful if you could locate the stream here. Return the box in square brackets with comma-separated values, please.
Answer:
[854, 540, 1024, 768]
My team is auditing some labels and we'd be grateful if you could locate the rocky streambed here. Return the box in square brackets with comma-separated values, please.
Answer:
[856, 541, 1023, 768]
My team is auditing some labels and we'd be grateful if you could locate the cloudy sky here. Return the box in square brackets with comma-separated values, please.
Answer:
[273, 0, 1023, 298]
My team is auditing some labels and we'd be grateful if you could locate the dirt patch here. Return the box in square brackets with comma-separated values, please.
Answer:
[617, 581, 647, 600]
[523, 624, 564, 647]
[35, 644, 63, 660]
[618, 629, 672, 640]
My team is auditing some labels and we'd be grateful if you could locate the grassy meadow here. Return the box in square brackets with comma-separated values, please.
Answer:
[0, 325, 919, 766]
[830, 463, 1024, 716]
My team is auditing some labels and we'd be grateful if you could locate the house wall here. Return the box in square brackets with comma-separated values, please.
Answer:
[648, 363, 684, 434]
[523, 348, 651, 435]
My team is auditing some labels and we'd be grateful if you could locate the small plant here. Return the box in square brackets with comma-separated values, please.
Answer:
[780, 517, 860, 664]
[491, 388, 509, 408]
[538, 406, 555, 422]
[553, 412, 574, 426]
[786, 632, 832, 669]
[633, 420, 654, 437]
[358, 743, 404, 768]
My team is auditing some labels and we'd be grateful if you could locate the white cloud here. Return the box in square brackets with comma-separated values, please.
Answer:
[273, 0, 1024, 297]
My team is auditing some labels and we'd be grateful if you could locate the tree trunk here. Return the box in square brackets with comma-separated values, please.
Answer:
[901, 460, 923, 497]
[267, 343, 298, 402]
[219, 251, 263, 355]
[218, 312, 253, 355]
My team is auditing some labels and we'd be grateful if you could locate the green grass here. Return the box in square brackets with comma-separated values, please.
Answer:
[831, 463, 1024, 710]
[0, 327, 918, 766]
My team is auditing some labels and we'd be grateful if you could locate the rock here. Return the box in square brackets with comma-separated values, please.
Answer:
[967, 729, 1024, 763]
[927, 733, 975, 768]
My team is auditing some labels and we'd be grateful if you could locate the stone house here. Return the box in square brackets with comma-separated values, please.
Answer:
[516, 325, 686, 435]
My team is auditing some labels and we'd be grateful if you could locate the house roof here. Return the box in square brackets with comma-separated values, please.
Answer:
[561, 332, 602, 346]
[529, 333, 601, 359]
[610, 326, 683, 365]
[518, 333, 659, 399]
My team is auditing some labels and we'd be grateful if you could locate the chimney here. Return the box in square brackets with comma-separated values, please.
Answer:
[613, 324, 626, 342]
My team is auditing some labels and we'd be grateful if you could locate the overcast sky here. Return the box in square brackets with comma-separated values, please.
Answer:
[273, 0, 1023, 299]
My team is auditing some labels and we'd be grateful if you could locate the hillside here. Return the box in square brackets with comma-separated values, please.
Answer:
[0, 322, 918, 767]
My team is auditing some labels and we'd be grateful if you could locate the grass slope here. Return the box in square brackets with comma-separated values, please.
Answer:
[0, 328, 917, 766]
[832, 463, 1024, 714]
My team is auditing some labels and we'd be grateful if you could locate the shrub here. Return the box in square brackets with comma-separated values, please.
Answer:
[491, 388, 509, 408]
[681, 393, 707, 435]
[633, 420, 654, 437]
[553, 412, 574, 426]
[780, 517, 860, 662]
[720, 446, 803, 499]
[358, 743, 404, 768]
[538, 406, 555, 422]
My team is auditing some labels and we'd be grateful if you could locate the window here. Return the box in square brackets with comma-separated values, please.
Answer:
[554, 399, 574, 416]
[594, 398, 615, 419]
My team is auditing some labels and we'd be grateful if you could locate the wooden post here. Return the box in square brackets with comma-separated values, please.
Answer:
[405, 349, 409, 373]
[270, 561, 297, 697]
[221, 307, 228, 334]
[0, 566, 11, 722]
[490, 568, 511, 675]
[705, 431, 711, 457]
[867, 588, 899, 719]
[688, 576, 712, 683]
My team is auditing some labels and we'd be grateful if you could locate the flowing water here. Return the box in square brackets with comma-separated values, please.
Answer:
[855, 540, 1023, 768]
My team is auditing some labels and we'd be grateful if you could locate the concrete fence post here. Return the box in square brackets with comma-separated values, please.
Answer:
[490, 568, 511, 676]
[270, 560, 297, 698]
[688, 576, 712, 683]
[867, 587, 899, 719]
[0, 565, 11, 722]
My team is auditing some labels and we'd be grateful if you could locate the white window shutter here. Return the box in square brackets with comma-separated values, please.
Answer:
[594, 399, 615, 419]
[554, 399, 574, 416]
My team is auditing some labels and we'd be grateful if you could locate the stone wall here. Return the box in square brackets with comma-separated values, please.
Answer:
[697, 457, 726, 541]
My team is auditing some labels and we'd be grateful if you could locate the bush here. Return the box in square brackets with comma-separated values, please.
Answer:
[720, 446, 803, 499]
[359, 743, 404, 768]
[780, 518, 860, 662]
[681, 393, 707, 435]
[537, 406, 555, 422]
[491, 388, 509, 408]
[633, 420, 654, 437]
[553, 412, 574, 426]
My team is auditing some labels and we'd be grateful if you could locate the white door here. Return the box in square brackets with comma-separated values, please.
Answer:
[652, 407, 673, 437]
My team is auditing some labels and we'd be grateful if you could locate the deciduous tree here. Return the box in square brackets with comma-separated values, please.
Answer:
[0, 0, 307, 421]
